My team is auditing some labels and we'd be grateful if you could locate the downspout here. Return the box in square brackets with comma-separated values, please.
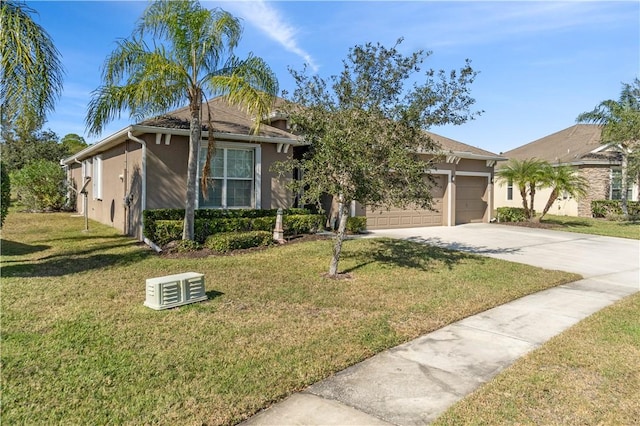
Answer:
[127, 131, 161, 252]
[73, 158, 84, 215]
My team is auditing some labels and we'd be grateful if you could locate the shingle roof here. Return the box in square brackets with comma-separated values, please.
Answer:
[425, 131, 501, 158]
[139, 96, 297, 140]
[140, 97, 502, 158]
[501, 124, 615, 164]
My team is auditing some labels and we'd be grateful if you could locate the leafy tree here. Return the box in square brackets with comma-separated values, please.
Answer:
[0, 0, 64, 133]
[537, 163, 589, 221]
[1, 161, 10, 227]
[495, 158, 546, 220]
[60, 133, 88, 155]
[0, 129, 66, 173]
[577, 79, 640, 217]
[85, 0, 278, 241]
[11, 159, 65, 211]
[276, 39, 481, 277]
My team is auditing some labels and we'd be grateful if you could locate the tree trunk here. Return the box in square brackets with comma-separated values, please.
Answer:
[519, 185, 529, 218]
[183, 93, 202, 240]
[328, 200, 350, 277]
[529, 183, 536, 221]
[539, 188, 558, 221]
[621, 151, 629, 217]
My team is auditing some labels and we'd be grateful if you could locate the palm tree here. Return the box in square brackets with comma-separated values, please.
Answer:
[85, 0, 278, 240]
[577, 79, 640, 217]
[537, 164, 588, 221]
[0, 0, 64, 132]
[495, 158, 545, 220]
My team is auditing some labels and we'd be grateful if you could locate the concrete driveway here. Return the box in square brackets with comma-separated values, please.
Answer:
[242, 224, 639, 426]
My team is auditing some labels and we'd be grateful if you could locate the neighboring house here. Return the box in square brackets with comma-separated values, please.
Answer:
[61, 97, 305, 240]
[358, 133, 505, 229]
[62, 97, 504, 240]
[495, 124, 639, 217]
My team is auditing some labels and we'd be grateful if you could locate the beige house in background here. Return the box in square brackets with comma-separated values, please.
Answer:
[62, 97, 504, 241]
[495, 124, 639, 217]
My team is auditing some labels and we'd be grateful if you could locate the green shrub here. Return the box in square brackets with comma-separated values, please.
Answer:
[10, 160, 66, 211]
[143, 208, 310, 242]
[1, 161, 10, 227]
[154, 220, 183, 246]
[496, 207, 528, 223]
[205, 231, 274, 253]
[346, 216, 367, 234]
[283, 214, 324, 235]
[175, 239, 202, 253]
[591, 200, 640, 218]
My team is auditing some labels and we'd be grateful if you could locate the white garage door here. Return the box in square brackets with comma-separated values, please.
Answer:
[455, 175, 487, 224]
[366, 175, 446, 230]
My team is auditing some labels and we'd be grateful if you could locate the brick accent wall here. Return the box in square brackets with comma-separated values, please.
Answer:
[578, 166, 610, 217]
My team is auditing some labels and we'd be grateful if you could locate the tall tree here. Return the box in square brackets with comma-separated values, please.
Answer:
[85, 0, 278, 240]
[276, 39, 480, 277]
[577, 79, 640, 217]
[0, 0, 64, 133]
[495, 158, 546, 220]
[0, 128, 65, 173]
[60, 133, 88, 155]
[537, 163, 588, 221]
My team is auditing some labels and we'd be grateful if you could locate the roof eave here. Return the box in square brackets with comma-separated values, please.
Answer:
[61, 124, 306, 165]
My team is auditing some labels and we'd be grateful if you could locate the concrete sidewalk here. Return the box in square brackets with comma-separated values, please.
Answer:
[241, 224, 639, 425]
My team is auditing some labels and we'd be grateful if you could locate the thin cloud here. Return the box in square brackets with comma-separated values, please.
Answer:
[222, 0, 318, 72]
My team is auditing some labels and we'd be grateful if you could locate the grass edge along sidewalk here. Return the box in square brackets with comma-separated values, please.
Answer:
[433, 292, 640, 425]
[1, 211, 579, 425]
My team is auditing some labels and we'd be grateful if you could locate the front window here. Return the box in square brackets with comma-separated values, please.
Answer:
[610, 168, 633, 200]
[199, 147, 255, 208]
[506, 179, 513, 201]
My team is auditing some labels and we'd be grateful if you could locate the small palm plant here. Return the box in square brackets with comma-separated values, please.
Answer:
[538, 164, 589, 221]
[85, 0, 278, 241]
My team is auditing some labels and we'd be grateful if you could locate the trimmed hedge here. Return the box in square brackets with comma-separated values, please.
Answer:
[496, 207, 528, 223]
[591, 200, 640, 218]
[346, 216, 367, 234]
[205, 231, 274, 253]
[146, 208, 324, 246]
[143, 208, 311, 244]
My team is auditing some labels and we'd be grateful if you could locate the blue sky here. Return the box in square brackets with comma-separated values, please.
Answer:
[30, 0, 639, 154]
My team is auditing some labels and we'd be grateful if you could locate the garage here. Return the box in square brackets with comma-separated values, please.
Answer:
[455, 175, 488, 224]
[366, 175, 447, 230]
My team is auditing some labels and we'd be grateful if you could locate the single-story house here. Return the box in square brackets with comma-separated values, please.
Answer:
[494, 124, 639, 217]
[62, 97, 504, 240]
[61, 97, 305, 241]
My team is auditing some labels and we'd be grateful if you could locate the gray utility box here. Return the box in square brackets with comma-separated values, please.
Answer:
[144, 272, 207, 310]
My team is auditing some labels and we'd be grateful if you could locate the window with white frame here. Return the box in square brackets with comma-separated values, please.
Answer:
[610, 168, 633, 200]
[199, 146, 256, 208]
[506, 179, 513, 201]
[92, 155, 103, 200]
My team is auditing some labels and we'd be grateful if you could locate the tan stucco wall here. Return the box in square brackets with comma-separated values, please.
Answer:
[146, 134, 189, 210]
[260, 143, 293, 209]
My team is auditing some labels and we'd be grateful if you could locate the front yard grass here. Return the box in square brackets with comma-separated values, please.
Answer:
[1, 211, 579, 425]
[542, 214, 640, 239]
[434, 292, 640, 425]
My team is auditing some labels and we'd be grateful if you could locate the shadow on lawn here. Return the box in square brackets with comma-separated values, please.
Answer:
[1, 241, 151, 278]
[342, 238, 520, 273]
[1, 239, 50, 256]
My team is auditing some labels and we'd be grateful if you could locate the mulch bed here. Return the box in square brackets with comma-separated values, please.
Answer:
[494, 221, 561, 230]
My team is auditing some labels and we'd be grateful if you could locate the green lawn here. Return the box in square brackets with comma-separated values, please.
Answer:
[541, 214, 640, 239]
[434, 292, 640, 425]
[1, 211, 579, 425]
